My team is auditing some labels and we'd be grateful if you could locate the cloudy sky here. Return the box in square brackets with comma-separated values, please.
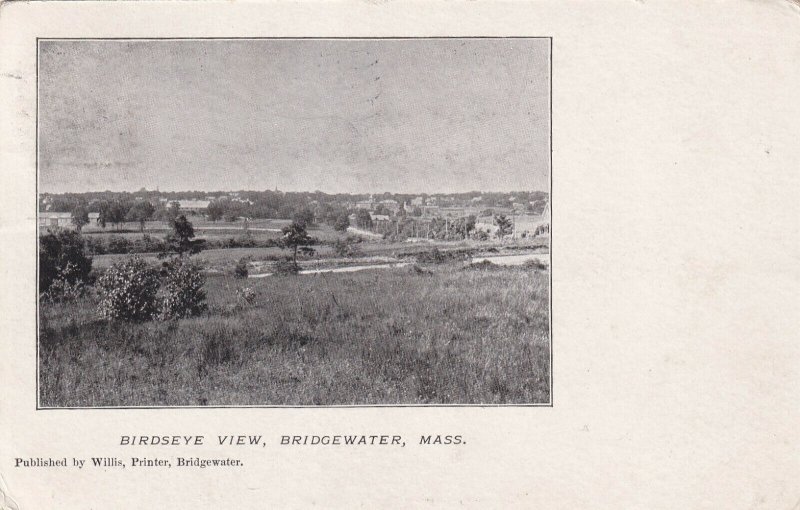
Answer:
[39, 38, 550, 194]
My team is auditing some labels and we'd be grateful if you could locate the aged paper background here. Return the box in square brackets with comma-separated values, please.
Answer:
[1, 1, 798, 508]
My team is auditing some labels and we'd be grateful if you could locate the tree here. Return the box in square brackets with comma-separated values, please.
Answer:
[207, 201, 224, 222]
[333, 212, 350, 232]
[495, 214, 512, 239]
[71, 205, 89, 232]
[167, 201, 181, 221]
[125, 201, 155, 232]
[162, 215, 204, 256]
[96, 201, 110, 228]
[355, 209, 373, 230]
[292, 208, 315, 228]
[465, 215, 477, 239]
[281, 221, 312, 270]
[39, 229, 93, 294]
[98, 200, 128, 230]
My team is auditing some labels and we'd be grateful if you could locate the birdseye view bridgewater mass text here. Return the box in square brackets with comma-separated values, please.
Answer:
[37, 37, 551, 407]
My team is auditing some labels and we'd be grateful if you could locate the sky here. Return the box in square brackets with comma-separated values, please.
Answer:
[38, 38, 550, 194]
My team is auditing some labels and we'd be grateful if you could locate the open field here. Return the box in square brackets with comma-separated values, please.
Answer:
[39, 262, 550, 406]
[90, 236, 550, 271]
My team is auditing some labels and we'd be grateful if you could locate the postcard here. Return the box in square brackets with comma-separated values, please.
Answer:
[0, 1, 797, 508]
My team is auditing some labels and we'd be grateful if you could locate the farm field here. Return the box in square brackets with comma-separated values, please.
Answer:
[39, 261, 550, 406]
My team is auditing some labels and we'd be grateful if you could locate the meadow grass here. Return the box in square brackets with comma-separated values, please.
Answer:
[90, 236, 550, 270]
[39, 263, 550, 406]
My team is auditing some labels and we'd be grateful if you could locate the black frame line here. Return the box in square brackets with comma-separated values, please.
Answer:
[35, 36, 553, 410]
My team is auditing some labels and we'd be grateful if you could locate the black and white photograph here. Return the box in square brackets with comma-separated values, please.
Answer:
[36, 38, 551, 407]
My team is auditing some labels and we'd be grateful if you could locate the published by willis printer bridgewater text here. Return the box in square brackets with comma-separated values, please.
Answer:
[12, 434, 466, 470]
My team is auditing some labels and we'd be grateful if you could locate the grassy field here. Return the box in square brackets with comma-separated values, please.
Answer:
[39, 262, 550, 406]
[90, 236, 550, 270]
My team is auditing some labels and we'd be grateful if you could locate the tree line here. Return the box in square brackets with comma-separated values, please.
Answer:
[43, 190, 548, 224]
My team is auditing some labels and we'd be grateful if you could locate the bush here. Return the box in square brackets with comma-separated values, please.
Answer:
[236, 286, 256, 305]
[273, 258, 299, 276]
[107, 235, 132, 254]
[159, 257, 207, 320]
[415, 248, 447, 264]
[220, 234, 256, 249]
[522, 259, 548, 271]
[84, 236, 106, 255]
[409, 264, 433, 276]
[462, 260, 500, 271]
[39, 229, 93, 294]
[96, 256, 161, 322]
[42, 263, 88, 303]
[333, 238, 363, 258]
[233, 257, 249, 279]
[139, 233, 166, 253]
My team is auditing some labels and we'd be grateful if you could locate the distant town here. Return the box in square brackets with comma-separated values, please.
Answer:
[39, 189, 550, 241]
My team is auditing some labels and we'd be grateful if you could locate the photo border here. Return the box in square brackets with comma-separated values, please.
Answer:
[35, 36, 553, 410]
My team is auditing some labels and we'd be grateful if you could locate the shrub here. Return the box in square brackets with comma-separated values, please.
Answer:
[409, 264, 433, 276]
[462, 260, 500, 271]
[159, 257, 207, 320]
[415, 247, 447, 264]
[273, 258, 299, 276]
[96, 256, 161, 322]
[233, 257, 249, 279]
[333, 238, 363, 258]
[107, 235, 132, 254]
[84, 236, 106, 255]
[236, 286, 256, 305]
[42, 263, 88, 303]
[39, 229, 93, 294]
[140, 233, 166, 253]
[522, 259, 548, 271]
[235, 234, 257, 248]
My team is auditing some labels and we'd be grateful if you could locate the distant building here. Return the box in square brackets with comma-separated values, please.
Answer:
[355, 197, 375, 210]
[411, 196, 425, 206]
[378, 199, 399, 213]
[420, 205, 441, 217]
[38, 212, 72, 228]
[39, 211, 102, 229]
[176, 200, 210, 213]
[475, 222, 499, 235]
